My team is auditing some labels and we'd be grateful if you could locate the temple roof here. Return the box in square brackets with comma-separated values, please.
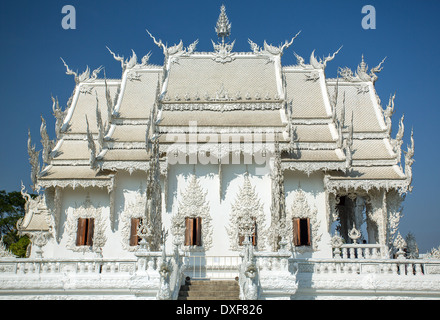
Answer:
[33, 5, 412, 196]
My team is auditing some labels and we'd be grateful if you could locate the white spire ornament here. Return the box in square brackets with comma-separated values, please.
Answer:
[212, 5, 235, 63]
[215, 4, 231, 42]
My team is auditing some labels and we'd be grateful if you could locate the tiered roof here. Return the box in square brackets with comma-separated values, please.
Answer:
[33, 5, 413, 197]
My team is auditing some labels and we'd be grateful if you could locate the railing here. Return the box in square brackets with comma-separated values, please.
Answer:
[0, 255, 439, 279]
[183, 255, 241, 279]
[333, 244, 384, 259]
[295, 258, 440, 276]
[254, 251, 292, 273]
[0, 257, 138, 275]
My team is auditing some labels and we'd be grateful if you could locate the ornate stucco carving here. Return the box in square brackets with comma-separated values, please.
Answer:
[171, 174, 212, 251]
[326, 192, 340, 232]
[211, 40, 235, 64]
[365, 189, 387, 251]
[60, 57, 103, 85]
[324, 175, 411, 196]
[120, 190, 146, 251]
[142, 140, 163, 252]
[227, 173, 267, 251]
[403, 129, 415, 191]
[286, 188, 321, 251]
[161, 100, 283, 112]
[37, 178, 114, 192]
[386, 189, 404, 249]
[106, 47, 138, 73]
[291, 46, 341, 70]
[338, 55, 386, 84]
[52, 96, 67, 139]
[65, 194, 107, 253]
[282, 161, 346, 176]
[85, 116, 97, 169]
[27, 130, 40, 191]
[248, 31, 300, 58]
[383, 94, 395, 137]
[146, 29, 198, 64]
[391, 113, 405, 166]
[211, 5, 235, 64]
[309, 46, 342, 70]
[0, 238, 16, 258]
[40, 116, 54, 166]
[269, 141, 286, 251]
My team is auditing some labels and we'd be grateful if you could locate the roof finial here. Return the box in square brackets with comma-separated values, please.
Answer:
[359, 54, 367, 73]
[215, 4, 231, 44]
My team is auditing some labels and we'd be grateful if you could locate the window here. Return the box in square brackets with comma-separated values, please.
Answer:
[238, 217, 257, 247]
[76, 218, 95, 246]
[339, 195, 346, 206]
[292, 218, 311, 246]
[130, 218, 143, 246]
[185, 217, 202, 246]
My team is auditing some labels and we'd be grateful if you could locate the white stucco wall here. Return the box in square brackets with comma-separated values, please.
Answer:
[39, 164, 332, 259]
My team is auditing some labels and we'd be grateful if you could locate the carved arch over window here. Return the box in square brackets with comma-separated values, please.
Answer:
[65, 195, 106, 253]
[286, 188, 321, 251]
[171, 174, 212, 251]
[120, 191, 146, 251]
[227, 174, 267, 251]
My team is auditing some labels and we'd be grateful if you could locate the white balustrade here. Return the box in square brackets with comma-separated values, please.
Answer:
[183, 255, 241, 279]
[334, 244, 383, 259]
[294, 258, 434, 276]
[0, 255, 437, 279]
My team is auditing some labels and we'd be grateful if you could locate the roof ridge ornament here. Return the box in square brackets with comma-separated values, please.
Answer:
[212, 5, 235, 63]
[146, 29, 198, 59]
[60, 58, 102, 84]
[106, 47, 138, 73]
[338, 55, 386, 84]
[249, 31, 301, 57]
[310, 46, 342, 69]
[216, 4, 231, 43]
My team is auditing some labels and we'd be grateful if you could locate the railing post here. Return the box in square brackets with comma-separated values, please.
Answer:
[415, 263, 423, 276]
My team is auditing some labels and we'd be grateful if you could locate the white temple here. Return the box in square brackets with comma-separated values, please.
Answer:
[1, 5, 439, 300]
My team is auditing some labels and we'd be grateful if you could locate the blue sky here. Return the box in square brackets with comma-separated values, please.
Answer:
[0, 0, 439, 253]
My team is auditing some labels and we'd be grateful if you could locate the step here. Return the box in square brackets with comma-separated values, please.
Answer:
[179, 285, 238, 292]
[180, 281, 238, 290]
[178, 296, 240, 300]
[178, 280, 240, 300]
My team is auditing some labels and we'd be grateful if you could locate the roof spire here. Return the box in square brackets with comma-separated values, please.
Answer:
[215, 4, 231, 43]
[359, 54, 368, 73]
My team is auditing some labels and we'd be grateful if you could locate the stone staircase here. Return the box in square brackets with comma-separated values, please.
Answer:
[178, 279, 240, 300]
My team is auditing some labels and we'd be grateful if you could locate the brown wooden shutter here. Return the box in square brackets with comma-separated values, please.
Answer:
[86, 218, 95, 246]
[252, 218, 257, 246]
[292, 218, 301, 246]
[238, 235, 245, 246]
[305, 218, 311, 246]
[130, 218, 140, 246]
[184, 218, 192, 246]
[195, 217, 202, 246]
[76, 218, 87, 246]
